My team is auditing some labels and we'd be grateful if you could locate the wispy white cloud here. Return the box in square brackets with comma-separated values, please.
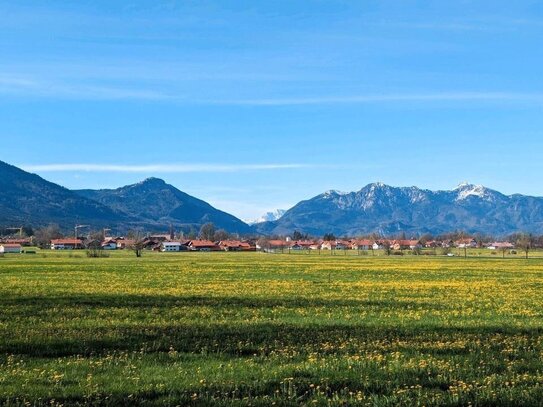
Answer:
[0, 75, 174, 100]
[207, 92, 543, 106]
[21, 163, 312, 173]
[2, 74, 543, 106]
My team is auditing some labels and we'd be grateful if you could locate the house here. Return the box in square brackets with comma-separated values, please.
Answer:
[351, 239, 375, 250]
[219, 240, 244, 251]
[289, 240, 314, 250]
[321, 240, 350, 250]
[116, 239, 135, 250]
[268, 240, 287, 248]
[160, 242, 183, 252]
[488, 242, 515, 250]
[140, 238, 161, 250]
[0, 238, 31, 246]
[0, 243, 22, 254]
[50, 239, 84, 250]
[456, 238, 477, 248]
[309, 242, 322, 250]
[337, 240, 351, 250]
[373, 240, 390, 250]
[238, 241, 256, 251]
[219, 240, 256, 251]
[392, 240, 422, 251]
[188, 240, 220, 251]
[321, 241, 336, 250]
[100, 238, 118, 250]
[289, 242, 305, 250]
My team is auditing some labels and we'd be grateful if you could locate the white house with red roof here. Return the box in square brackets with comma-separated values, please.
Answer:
[0, 243, 22, 254]
[50, 239, 84, 250]
[188, 240, 220, 251]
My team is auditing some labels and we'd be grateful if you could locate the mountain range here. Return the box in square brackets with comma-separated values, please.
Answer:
[0, 160, 250, 234]
[2, 159, 543, 236]
[254, 182, 543, 236]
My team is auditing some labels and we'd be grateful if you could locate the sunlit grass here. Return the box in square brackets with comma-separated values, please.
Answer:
[1, 251, 542, 405]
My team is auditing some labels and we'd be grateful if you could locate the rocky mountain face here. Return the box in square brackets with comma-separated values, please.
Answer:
[255, 182, 543, 236]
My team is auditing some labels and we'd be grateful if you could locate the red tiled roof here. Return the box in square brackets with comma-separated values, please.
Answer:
[189, 240, 216, 247]
[0, 239, 30, 244]
[1, 244, 22, 248]
[354, 239, 374, 246]
[289, 240, 314, 247]
[219, 240, 243, 247]
[51, 239, 83, 245]
[491, 242, 514, 248]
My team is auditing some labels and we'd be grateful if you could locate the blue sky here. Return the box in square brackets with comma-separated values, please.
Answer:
[2, 1, 543, 220]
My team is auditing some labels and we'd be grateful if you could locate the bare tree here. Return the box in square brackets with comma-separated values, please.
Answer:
[187, 227, 197, 240]
[516, 234, 533, 259]
[33, 225, 63, 249]
[214, 229, 230, 241]
[382, 243, 391, 256]
[199, 223, 216, 241]
[128, 233, 145, 257]
[257, 237, 270, 252]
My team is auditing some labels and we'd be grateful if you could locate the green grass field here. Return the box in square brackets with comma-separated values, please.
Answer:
[1, 251, 543, 406]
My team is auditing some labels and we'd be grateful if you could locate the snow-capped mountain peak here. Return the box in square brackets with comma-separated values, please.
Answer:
[246, 209, 286, 225]
[455, 182, 492, 201]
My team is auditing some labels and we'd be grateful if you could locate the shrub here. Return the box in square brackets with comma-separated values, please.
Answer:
[86, 248, 110, 258]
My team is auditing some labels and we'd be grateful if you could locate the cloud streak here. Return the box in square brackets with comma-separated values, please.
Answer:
[2, 74, 543, 106]
[208, 92, 543, 106]
[21, 163, 312, 173]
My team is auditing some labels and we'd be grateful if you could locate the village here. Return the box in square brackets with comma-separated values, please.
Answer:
[0, 232, 521, 255]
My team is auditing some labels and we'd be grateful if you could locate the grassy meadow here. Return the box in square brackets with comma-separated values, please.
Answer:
[1, 251, 543, 406]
